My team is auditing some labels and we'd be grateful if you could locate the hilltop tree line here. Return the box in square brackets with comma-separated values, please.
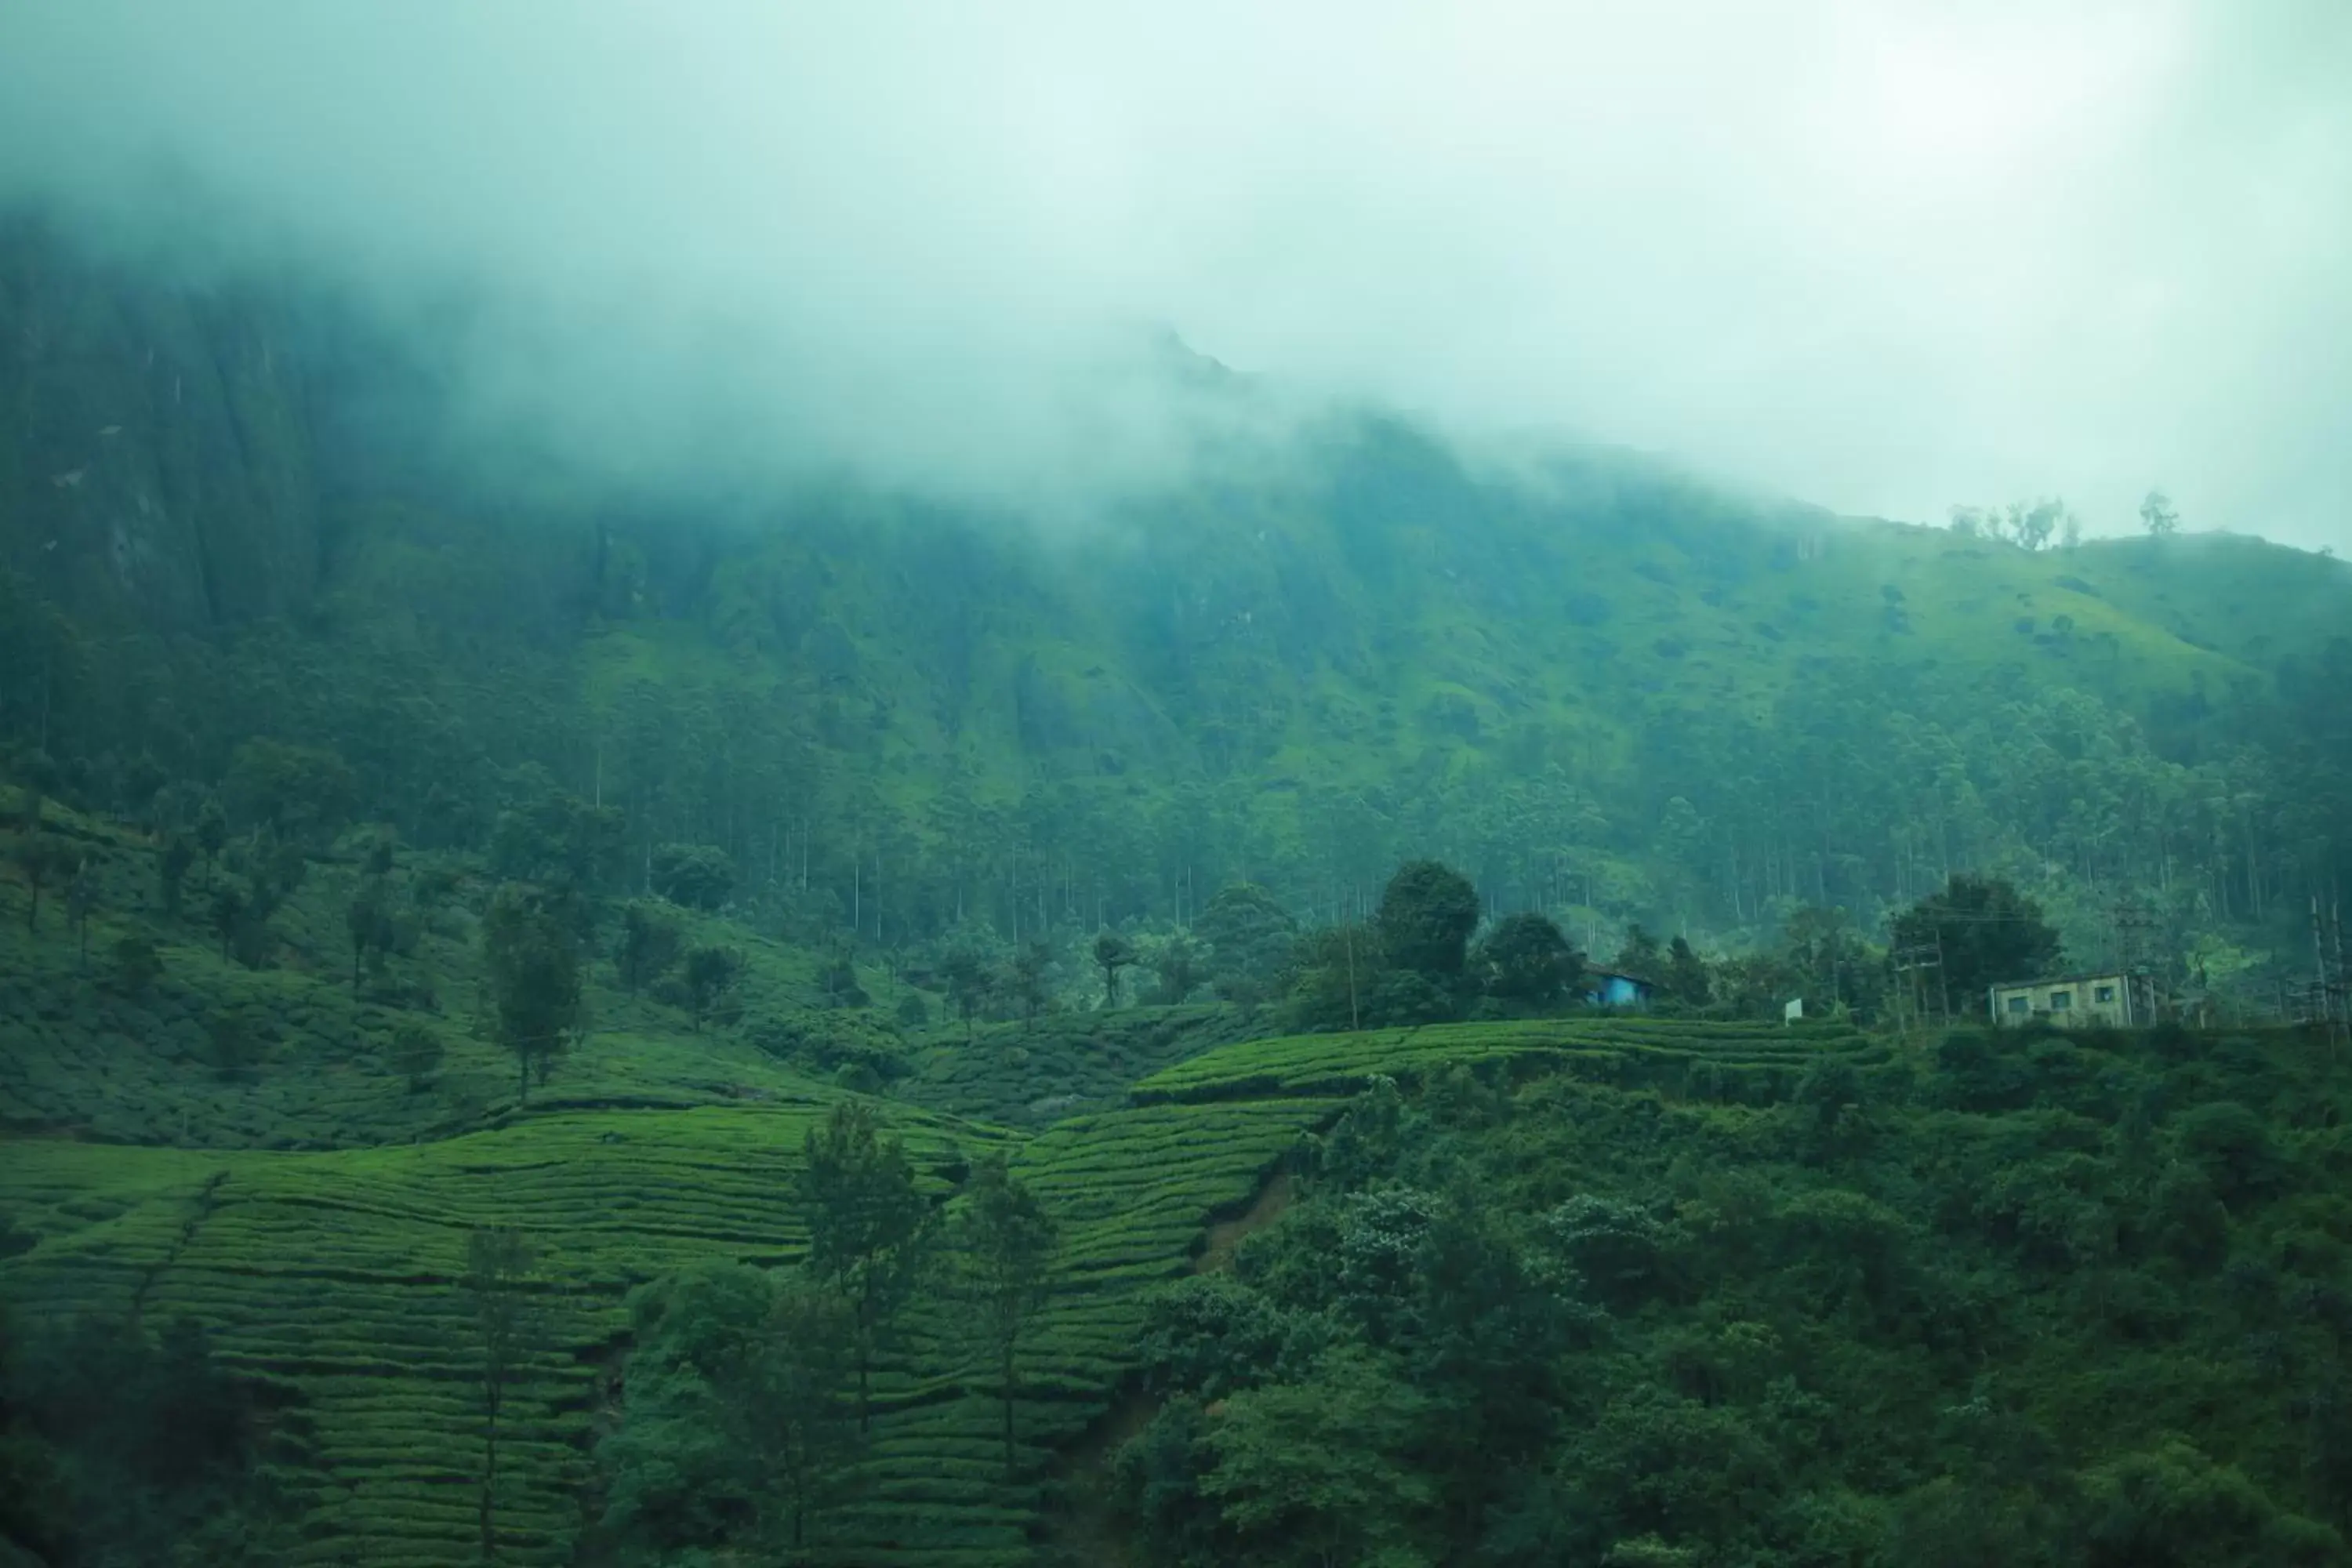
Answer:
[2, 724, 2092, 1114]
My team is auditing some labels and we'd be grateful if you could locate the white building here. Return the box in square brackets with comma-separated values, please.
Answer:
[1987, 972, 2140, 1029]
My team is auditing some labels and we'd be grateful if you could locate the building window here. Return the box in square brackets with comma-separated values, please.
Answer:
[2095, 985, 2115, 1004]
[2049, 990, 2072, 1011]
[2005, 995, 2029, 1014]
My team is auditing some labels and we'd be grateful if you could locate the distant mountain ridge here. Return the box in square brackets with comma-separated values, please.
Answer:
[4, 213, 2348, 976]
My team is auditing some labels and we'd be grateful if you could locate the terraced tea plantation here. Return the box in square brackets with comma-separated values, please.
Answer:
[1134, 1014, 1893, 1104]
[0, 993, 1913, 1562]
[0, 1089, 1329, 1564]
[895, 1005, 1274, 1127]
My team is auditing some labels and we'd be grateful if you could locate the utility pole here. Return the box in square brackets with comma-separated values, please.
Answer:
[1934, 927, 1951, 1023]
[2317, 895, 2347, 1051]
[2333, 898, 2348, 1051]
[2324, 902, 2343, 1048]
[2114, 895, 2161, 1025]
[1343, 923, 1360, 1033]
[1893, 939, 1944, 1038]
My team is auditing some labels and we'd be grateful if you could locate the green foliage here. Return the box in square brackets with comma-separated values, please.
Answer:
[1191, 1346, 1435, 1566]
[1285, 921, 1379, 1032]
[205, 1011, 259, 1083]
[649, 840, 735, 911]
[749, 1009, 911, 1087]
[813, 942, 869, 1008]
[108, 931, 162, 994]
[682, 943, 746, 1030]
[1893, 873, 2065, 1014]
[1115, 1023, 2352, 1566]
[898, 1004, 1263, 1126]
[1472, 910, 1584, 1011]
[1094, 931, 1137, 1007]
[954, 1155, 1059, 1472]
[5, 824, 66, 933]
[1613, 923, 1665, 981]
[7, 225, 2352, 1566]
[388, 1022, 445, 1091]
[1778, 903, 1878, 1015]
[1006, 940, 1054, 1026]
[463, 1227, 538, 1563]
[158, 832, 193, 917]
[1147, 929, 1203, 1006]
[2082, 1440, 2337, 1566]
[223, 738, 356, 843]
[1197, 882, 1299, 1004]
[0, 1312, 288, 1565]
[488, 786, 624, 892]
[1375, 858, 1479, 980]
[6, 249, 2351, 1000]
[194, 797, 227, 877]
[597, 1261, 861, 1559]
[344, 875, 393, 993]
[942, 945, 996, 1037]
[612, 898, 683, 995]
[481, 884, 585, 1100]
[797, 1102, 934, 1432]
[1663, 934, 1711, 1008]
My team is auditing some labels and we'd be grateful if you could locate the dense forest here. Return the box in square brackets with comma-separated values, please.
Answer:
[5, 208, 2352, 1568]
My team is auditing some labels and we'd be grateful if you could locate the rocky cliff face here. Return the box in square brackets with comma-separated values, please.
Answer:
[0, 216, 324, 632]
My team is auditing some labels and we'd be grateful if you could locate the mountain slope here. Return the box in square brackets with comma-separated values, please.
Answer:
[4, 215, 2348, 978]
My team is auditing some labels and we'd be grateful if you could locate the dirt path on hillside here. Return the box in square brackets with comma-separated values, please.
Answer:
[1036, 1161, 1298, 1564]
[1195, 1167, 1295, 1272]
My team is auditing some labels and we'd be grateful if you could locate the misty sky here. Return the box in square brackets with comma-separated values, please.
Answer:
[2, 2, 2348, 550]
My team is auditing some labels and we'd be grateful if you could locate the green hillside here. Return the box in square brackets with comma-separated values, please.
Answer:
[5, 217, 2349, 1000]
[7, 744, 2352, 1562]
[14, 961, 2352, 1563]
[6, 212, 2352, 1568]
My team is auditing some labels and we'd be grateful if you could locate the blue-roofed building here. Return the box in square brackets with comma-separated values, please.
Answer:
[1587, 971, 1655, 1010]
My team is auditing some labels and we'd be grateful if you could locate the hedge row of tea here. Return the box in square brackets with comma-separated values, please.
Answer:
[1132, 1014, 1890, 1103]
[896, 1006, 1274, 1127]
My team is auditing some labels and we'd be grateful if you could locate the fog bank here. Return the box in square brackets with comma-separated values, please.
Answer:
[2, 2, 2347, 546]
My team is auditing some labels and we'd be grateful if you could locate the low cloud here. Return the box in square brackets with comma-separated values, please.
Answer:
[2, 1, 2346, 545]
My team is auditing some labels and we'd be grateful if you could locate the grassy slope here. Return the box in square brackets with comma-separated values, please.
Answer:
[2078, 532, 2352, 669]
[0, 797, 865, 1148]
[532, 481, 2304, 849]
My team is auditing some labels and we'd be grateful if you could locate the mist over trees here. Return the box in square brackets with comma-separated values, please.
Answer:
[2, 115, 2351, 1568]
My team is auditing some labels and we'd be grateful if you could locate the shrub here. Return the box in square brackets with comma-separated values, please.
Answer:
[388, 1025, 445, 1092]
[650, 843, 735, 911]
[110, 935, 163, 994]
